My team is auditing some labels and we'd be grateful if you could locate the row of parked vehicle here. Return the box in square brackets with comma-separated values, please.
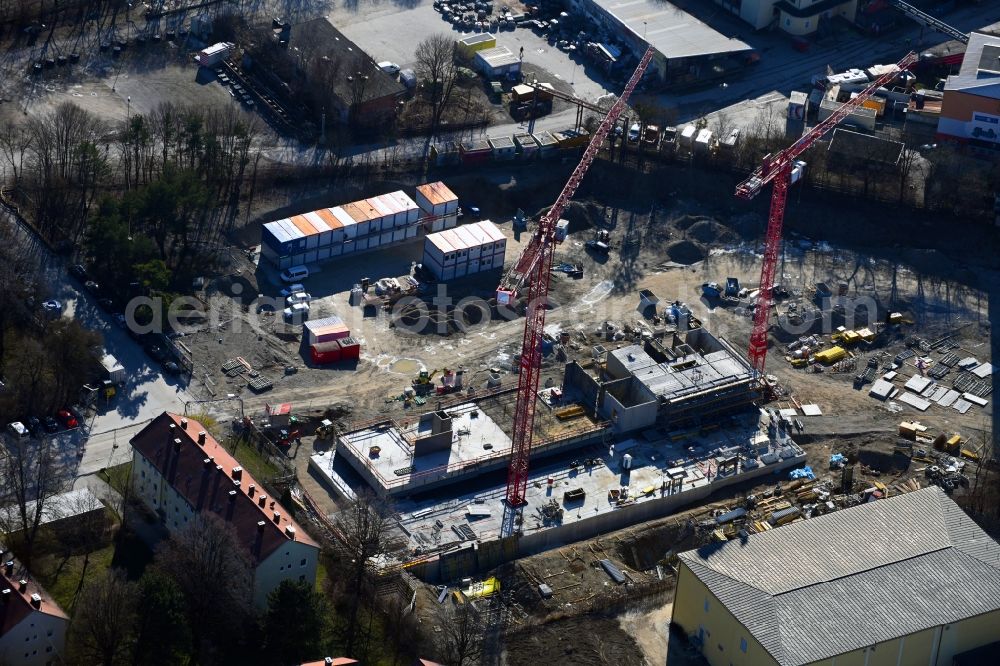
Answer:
[434, 0, 527, 31]
[69, 263, 184, 375]
[16, 408, 80, 438]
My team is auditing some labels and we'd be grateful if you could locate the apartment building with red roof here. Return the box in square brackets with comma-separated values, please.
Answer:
[0, 554, 68, 665]
[130, 412, 320, 608]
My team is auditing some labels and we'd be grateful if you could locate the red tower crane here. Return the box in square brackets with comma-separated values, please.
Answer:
[736, 51, 918, 381]
[499, 46, 656, 537]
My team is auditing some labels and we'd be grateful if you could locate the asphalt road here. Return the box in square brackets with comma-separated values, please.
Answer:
[1, 208, 192, 481]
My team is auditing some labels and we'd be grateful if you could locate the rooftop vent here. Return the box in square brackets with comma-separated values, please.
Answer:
[248, 484, 256, 498]
[29, 593, 41, 608]
[203, 458, 212, 469]
[198, 431, 207, 445]
[4, 561, 12, 575]
[18, 580, 26, 592]
[228, 490, 238, 502]
[1, 589, 10, 602]
[258, 495, 267, 508]
[272, 511, 281, 524]
[285, 525, 296, 539]
[257, 520, 266, 532]
[232, 467, 243, 481]
[180, 417, 188, 429]
[215, 465, 223, 475]
[173, 437, 182, 451]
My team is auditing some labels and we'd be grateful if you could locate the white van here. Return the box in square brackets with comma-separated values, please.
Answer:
[280, 265, 309, 283]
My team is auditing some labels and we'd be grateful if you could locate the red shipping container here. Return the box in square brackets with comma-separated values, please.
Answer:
[311, 341, 342, 365]
[337, 336, 361, 361]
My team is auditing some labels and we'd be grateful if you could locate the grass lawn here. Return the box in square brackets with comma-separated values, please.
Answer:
[34, 528, 152, 612]
[227, 438, 285, 482]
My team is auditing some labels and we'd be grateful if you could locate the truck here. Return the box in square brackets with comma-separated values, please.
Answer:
[100, 352, 126, 398]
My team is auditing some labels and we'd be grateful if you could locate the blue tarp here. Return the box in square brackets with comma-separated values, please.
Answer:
[830, 453, 846, 466]
[789, 466, 816, 480]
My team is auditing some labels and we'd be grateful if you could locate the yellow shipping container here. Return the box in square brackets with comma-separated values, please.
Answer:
[814, 346, 847, 365]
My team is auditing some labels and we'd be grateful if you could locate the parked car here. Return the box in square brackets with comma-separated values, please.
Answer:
[43, 416, 59, 433]
[378, 61, 400, 75]
[280, 283, 305, 298]
[57, 409, 78, 429]
[283, 302, 310, 320]
[286, 292, 312, 306]
[69, 264, 88, 281]
[280, 266, 309, 283]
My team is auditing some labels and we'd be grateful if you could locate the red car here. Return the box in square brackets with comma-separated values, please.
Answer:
[56, 409, 78, 429]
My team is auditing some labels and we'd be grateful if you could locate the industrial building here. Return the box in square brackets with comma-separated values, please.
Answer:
[938, 32, 1000, 147]
[261, 184, 459, 269]
[563, 325, 757, 432]
[474, 45, 522, 79]
[567, 0, 755, 86]
[713, 0, 858, 35]
[671, 486, 1000, 666]
[420, 220, 507, 281]
[130, 413, 320, 608]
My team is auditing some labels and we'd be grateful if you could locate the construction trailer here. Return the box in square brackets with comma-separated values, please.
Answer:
[421, 220, 507, 281]
[415, 181, 460, 232]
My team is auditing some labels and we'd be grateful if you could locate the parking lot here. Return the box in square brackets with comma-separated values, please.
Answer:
[327, 0, 616, 103]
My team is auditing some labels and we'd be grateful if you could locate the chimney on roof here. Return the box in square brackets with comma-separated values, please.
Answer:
[248, 484, 256, 498]
[180, 417, 188, 429]
[257, 520, 266, 532]
[18, 580, 27, 593]
[1, 589, 9, 604]
[272, 511, 281, 524]
[4, 561, 12, 575]
[29, 593, 40, 609]
[233, 480, 241, 490]
[215, 465, 223, 475]
[168, 423, 177, 440]
[285, 525, 296, 539]
[325, 658, 333, 665]
[228, 490, 238, 502]
[198, 431, 207, 445]
[173, 437, 182, 452]
[203, 458, 212, 469]
[232, 466, 243, 481]
[258, 495, 267, 507]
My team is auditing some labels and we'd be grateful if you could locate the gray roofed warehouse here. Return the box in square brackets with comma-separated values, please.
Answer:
[671, 486, 1000, 666]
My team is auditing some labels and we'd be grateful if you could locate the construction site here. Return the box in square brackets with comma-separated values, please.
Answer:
[165, 30, 1000, 666]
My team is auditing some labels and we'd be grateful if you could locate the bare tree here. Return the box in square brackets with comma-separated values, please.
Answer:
[152, 514, 253, 660]
[67, 569, 138, 666]
[0, 120, 33, 183]
[414, 34, 459, 136]
[0, 435, 64, 569]
[336, 491, 396, 656]
[440, 604, 484, 666]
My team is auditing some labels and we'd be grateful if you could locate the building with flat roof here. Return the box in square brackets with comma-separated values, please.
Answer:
[474, 45, 522, 79]
[713, 0, 857, 35]
[938, 32, 1000, 147]
[421, 220, 506, 281]
[671, 486, 1000, 666]
[0, 551, 68, 666]
[130, 413, 320, 608]
[565, 326, 757, 432]
[569, 0, 755, 86]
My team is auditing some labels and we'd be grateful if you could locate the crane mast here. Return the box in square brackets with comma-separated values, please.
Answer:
[738, 51, 918, 379]
[500, 46, 656, 536]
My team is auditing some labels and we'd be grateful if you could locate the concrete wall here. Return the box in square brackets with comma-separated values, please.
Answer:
[601, 377, 658, 432]
[563, 361, 601, 414]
